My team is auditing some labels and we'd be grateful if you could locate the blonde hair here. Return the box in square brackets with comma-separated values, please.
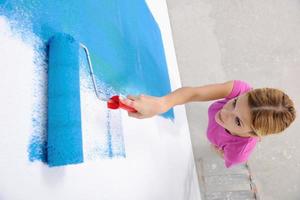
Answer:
[247, 88, 296, 136]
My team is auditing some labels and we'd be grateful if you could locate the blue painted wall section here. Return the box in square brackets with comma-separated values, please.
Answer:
[0, 0, 174, 163]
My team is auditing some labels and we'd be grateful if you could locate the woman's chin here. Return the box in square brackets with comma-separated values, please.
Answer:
[215, 111, 224, 127]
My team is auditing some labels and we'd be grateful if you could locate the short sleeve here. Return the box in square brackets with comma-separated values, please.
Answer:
[224, 147, 248, 168]
[226, 80, 252, 100]
[223, 140, 256, 168]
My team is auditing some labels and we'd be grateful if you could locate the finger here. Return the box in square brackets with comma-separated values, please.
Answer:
[126, 95, 139, 101]
[128, 112, 143, 119]
[120, 98, 137, 108]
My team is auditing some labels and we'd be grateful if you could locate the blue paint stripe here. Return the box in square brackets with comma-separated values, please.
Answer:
[106, 110, 113, 158]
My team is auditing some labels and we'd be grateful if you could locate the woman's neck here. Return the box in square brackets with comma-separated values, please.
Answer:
[225, 129, 251, 138]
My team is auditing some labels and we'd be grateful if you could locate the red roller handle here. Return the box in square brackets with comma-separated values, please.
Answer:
[107, 95, 137, 113]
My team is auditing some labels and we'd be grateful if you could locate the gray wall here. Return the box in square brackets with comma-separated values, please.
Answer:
[167, 0, 300, 199]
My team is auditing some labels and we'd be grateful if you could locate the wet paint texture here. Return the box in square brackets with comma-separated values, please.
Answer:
[1, 0, 173, 105]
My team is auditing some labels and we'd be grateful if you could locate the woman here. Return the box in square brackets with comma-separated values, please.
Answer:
[120, 80, 296, 167]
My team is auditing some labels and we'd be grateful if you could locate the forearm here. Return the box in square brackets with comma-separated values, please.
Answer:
[161, 87, 197, 112]
[161, 81, 234, 112]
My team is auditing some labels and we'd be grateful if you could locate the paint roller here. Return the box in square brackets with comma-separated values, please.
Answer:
[47, 33, 136, 167]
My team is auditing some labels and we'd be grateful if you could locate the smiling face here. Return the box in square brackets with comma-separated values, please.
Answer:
[215, 93, 257, 137]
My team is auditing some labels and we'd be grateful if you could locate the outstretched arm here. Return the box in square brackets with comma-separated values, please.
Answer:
[121, 80, 234, 119]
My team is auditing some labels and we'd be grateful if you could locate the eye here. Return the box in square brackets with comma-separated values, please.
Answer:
[235, 117, 241, 126]
[232, 98, 241, 127]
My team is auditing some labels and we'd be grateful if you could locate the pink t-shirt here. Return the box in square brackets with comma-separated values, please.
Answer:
[206, 80, 258, 168]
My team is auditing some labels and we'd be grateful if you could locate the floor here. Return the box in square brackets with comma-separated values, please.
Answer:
[166, 0, 300, 199]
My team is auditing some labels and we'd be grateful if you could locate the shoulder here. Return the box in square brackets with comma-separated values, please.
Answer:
[225, 80, 253, 100]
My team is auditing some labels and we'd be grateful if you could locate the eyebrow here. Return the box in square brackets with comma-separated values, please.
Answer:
[235, 97, 245, 127]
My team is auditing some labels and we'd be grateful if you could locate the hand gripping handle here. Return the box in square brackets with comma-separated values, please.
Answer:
[107, 95, 137, 113]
